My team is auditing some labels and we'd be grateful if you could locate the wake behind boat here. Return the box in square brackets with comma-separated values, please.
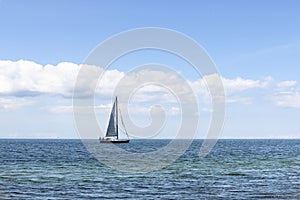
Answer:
[99, 97, 130, 143]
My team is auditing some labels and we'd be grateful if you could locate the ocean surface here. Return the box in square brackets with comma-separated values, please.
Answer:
[0, 139, 299, 199]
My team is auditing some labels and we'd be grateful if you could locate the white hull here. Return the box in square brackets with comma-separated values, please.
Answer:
[99, 137, 129, 143]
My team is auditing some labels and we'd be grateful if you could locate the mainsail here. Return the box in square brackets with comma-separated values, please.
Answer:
[105, 97, 118, 138]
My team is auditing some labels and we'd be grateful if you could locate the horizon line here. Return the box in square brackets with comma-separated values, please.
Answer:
[1, 137, 299, 140]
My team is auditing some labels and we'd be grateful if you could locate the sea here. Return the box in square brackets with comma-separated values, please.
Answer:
[0, 139, 299, 199]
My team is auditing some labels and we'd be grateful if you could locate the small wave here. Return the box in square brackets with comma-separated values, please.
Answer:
[225, 172, 248, 176]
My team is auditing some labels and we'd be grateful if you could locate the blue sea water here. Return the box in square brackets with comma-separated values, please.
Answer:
[0, 139, 299, 199]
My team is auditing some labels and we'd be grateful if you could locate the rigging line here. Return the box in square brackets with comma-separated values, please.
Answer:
[119, 126, 127, 135]
[119, 107, 129, 138]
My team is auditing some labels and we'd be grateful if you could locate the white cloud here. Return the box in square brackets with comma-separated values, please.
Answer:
[222, 77, 266, 94]
[0, 60, 80, 97]
[1, 59, 300, 109]
[226, 97, 252, 104]
[41, 105, 73, 113]
[277, 80, 297, 88]
[191, 75, 267, 94]
[42, 103, 113, 113]
[95, 69, 125, 96]
[275, 93, 300, 108]
[0, 98, 35, 110]
[0, 60, 265, 102]
[170, 106, 180, 115]
[273, 80, 300, 108]
[190, 74, 269, 104]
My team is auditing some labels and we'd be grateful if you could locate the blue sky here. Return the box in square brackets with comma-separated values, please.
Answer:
[0, 0, 300, 138]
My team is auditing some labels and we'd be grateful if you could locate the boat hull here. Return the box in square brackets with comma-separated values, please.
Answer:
[99, 139, 130, 143]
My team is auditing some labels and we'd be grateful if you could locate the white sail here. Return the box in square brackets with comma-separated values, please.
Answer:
[100, 96, 129, 143]
[105, 98, 118, 137]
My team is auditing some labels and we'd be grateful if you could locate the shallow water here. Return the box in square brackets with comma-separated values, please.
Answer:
[0, 139, 299, 199]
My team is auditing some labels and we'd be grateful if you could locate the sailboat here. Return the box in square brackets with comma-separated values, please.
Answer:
[99, 97, 130, 143]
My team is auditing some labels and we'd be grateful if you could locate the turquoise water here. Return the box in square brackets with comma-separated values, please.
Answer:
[0, 139, 299, 199]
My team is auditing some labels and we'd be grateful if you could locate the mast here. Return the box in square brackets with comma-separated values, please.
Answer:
[116, 96, 119, 139]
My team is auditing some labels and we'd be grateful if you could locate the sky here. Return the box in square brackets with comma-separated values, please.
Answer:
[0, 0, 300, 139]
